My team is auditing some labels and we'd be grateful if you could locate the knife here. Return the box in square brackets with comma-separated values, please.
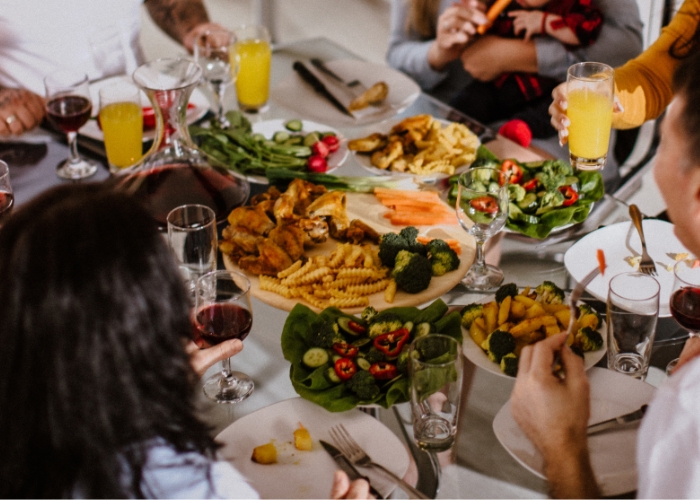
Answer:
[587, 404, 648, 435]
[292, 61, 354, 117]
[320, 440, 383, 498]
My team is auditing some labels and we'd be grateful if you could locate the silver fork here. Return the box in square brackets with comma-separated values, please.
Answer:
[629, 204, 658, 276]
[329, 424, 429, 499]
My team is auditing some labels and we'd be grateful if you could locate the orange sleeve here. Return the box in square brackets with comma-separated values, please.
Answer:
[612, 0, 700, 129]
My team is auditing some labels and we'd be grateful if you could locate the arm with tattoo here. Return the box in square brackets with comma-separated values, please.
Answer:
[144, 0, 215, 52]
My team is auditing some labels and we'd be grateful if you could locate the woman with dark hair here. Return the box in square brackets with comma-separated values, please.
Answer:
[511, 47, 700, 498]
[0, 184, 369, 498]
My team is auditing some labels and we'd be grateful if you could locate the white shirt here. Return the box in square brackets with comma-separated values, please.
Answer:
[637, 356, 700, 498]
[0, 0, 145, 95]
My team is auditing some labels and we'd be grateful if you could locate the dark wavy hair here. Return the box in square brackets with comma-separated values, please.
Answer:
[0, 184, 218, 498]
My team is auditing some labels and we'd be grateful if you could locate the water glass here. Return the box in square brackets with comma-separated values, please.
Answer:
[166, 204, 218, 297]
[607, 272, 660, 380]
[408, 334, 463, 452]
[194, 27, 238, 125]
[98, 81, 143, 173]
[233, 24, 271, 113]
[0, 160, 13, 226]
[567, 62, 614, 171]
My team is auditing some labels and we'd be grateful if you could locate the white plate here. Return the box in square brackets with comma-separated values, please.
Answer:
[462, 292, 607, 378]
[272, 59, 420, 128]
[81, 75, 209, 142]
[564, 220, 692, 317]
[215, 397, 410, 499]
[493, 367, 656, 497]
[244, 119, 348, 184]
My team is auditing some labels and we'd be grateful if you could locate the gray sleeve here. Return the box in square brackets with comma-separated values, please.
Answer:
[535, 0, 643, 81]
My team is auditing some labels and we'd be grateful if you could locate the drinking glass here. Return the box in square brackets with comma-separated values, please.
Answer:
[607, 272, 660, 380]
[0, 160, 14, 226]
[666, 261, 700, 375]
[98, 81, 143, 173]
[194, 270, 254, 403]
[44, 69, 98, 179]
[194, 27, 239, 126]
[408, 334, 463, 452]
[567, 62, 614, 171]
[455, 167, 509, 290]
[167, 205, 218, 297]
[233, 24, 271, 113]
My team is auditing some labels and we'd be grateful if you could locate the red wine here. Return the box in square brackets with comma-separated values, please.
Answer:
[671, 287, 700, 331]
[0, 191, 13, 225]
[47, 95, 92, 133]
[121, 163, 248, 229]
[194, 303, 252, 344]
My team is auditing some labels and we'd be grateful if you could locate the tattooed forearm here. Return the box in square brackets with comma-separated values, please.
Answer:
[145, 0, 210, 45]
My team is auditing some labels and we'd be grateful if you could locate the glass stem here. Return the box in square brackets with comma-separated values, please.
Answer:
[212, 82, 227, 124]
[67, 131, 80, 164]
[472, 238, 487, 275]
[222, 355, 232, 377]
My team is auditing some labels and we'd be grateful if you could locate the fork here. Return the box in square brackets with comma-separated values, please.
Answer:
[329, 424, 429, 499]
[310, 58, 363, 91]
[629, 204, 657, 276]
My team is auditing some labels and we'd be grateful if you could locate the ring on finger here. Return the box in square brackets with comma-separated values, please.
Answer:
[5, 115, 17, 126]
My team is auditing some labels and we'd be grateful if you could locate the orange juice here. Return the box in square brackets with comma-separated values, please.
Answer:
[234, 39, 271, 111]
[567, 88, 613, 161]
[99, 101, 143, 168]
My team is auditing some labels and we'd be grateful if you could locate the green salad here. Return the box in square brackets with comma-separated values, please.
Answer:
[448, 146, 604, 239]
[281, 299, 462, 412]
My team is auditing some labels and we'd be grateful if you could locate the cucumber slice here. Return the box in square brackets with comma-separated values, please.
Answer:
[331, 353, 342, 363]
[326, 367, 341, 383]
[356, 358, 371, 371]
[351, 338, 371, 348]
[337, 316, 363, 336]
[402, 321, 414, 333]
[303, 132, 321, 147]
[251, 133, 266, 142]
[415, 322, 433, 338]
[284, 119, 303, 132]
[273, 131, 290, 143]
[302, 347, 329, 368]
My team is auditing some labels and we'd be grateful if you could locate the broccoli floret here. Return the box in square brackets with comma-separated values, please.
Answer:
[393, 250, 432, 293]
[426, 238, 450, 255]
[539, 190, 566, 212]
[578, 303, 601, 321]
[378, 232, 409, 267]
[535, 281, 565, 304]
[481, 330, 516, 363]
[508, 184, 526, 202]
[308, 320, 341, 349]
[398, 226, 427, 256]
[361, 306, 378, 323]
[417, 337, 451, 361]
[570, 345, 585, 359]
[346, 370, 381, 400]
[368, 313, 404, 338]
[396, 349, 410, 375]
[500, 353, 519, 377]
[364, 347, 386, 364]
[430, 248, 460, 276]
[576, 326, 603, 351]
[460, 303, 484, 329]
[495, 283, 519, 303]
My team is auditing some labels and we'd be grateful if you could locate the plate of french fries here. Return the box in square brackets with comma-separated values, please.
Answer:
[347, 114, 480, 181]
[461, 283, 607, 378]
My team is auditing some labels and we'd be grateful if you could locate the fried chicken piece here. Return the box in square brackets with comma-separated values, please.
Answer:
[237, 238, 293, 276]
[350, 219, 380, 244]
[273, 178, 326, 221]
[348, 81, 389, 111]
[297, 217, 329, 245]
[371, 140, 403, 170]
[269, 224, 305, 261]
[227, 204, 275, 236]
[250, 185, 282, 206]
[347, 133, 387, 153]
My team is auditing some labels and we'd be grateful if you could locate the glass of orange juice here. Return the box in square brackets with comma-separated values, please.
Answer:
[99, 81, 143, 173]
[566, 62, 614, 171]
[233, 24, 271, 113]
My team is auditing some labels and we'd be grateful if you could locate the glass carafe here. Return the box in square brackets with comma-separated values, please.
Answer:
[121, 58, 249, 229]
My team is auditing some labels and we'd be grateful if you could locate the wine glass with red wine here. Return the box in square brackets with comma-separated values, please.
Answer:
[0, 160, 13, 227]
[44, 70, 98, 179]
[667, 261, 700, 375]
[194, 269, 254, 403]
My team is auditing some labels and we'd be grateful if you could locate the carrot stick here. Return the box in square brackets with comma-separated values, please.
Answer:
[374, 188, 441, 201]
[597, 249, 606, 275]
[477, 0, 512, 34]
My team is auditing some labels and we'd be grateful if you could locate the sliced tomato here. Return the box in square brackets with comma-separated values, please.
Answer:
[469, 196, 499, 214]
[522, 178, 538, 191]
[559, 185, 579, 206]
[500, 160, 523, 184]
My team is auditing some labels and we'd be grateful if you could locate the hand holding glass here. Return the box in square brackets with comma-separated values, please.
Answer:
[233, 24, 271, 113]
[99, 81, 143, 173]
[194, 270, 254, 403]
[455, 167, 509, 290]
[194, 27, 239, 125]
[666, 261, 700, 374]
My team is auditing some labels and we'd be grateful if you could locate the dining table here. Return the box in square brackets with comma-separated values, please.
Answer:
[1, 35, 692, 499]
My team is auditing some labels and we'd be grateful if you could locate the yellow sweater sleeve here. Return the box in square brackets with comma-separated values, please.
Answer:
[612, 0, 700, 129]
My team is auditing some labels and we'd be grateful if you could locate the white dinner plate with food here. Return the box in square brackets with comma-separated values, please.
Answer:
[493, 367, 656, 497]
[81, 75, 209, 142]
[244, 119, 348, 184]
[564, 220, 692, 317]
[215, 397, 410, 499]
[461, 292, 607, 378]
[272, 59, 420, 128]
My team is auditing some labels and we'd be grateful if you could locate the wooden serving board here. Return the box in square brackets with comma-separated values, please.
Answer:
[223, 193, 476, 314]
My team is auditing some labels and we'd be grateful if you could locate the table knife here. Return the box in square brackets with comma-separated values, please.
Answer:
[292, 61, 354, 117]
[309, 58, 366, 96]
[320, 440, 383, 498]
[587, 404, 648, 435]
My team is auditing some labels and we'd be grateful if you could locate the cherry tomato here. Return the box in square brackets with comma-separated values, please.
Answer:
[321, 135, 340, 152]
[559, 185, 579, 206]
[369, 362, 398, 381]
[469, 196, 499, 214]
[334, 358, 357, 381]
[500, 160, 523, 184]
[307, 155, 328, 173]
[332, 342, 359, 358]
[522, 178, 538, 191]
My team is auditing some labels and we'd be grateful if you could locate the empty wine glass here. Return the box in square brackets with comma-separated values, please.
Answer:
[0, 160, 13, 226]
[666, 261, 700, 375]
[194, 270, 254, 403]
[44, 69, 98, 179]
[194, 27, 239, 126]
[455, 167, 509, 290]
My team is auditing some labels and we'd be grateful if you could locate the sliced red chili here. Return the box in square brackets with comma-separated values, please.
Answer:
[522, 178, 538, 191]
[334, 358, 357, 381]
[348, 320, 367, 335]
[369, 362, 398, 380]
[332, 342, 359, 358]
[500, 160, 523, 184]
[469, 196, 499, 214]
[373, 328, 410, 357]
[559, 185, 579, 206]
